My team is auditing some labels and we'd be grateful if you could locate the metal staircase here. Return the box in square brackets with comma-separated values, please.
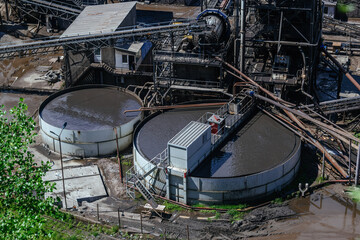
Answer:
[126, 149, 168, 209]
[134, 180, 158, 209]
[71, 0, 84, 8]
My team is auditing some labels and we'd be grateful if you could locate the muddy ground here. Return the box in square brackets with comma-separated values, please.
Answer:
[54, 143, 356, 240]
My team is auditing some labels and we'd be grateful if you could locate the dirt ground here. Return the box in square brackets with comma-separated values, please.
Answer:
[0, 23, 64, 90]
[46, 143, 354, 240]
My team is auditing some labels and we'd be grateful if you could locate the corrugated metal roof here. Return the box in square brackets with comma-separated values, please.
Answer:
[115, 41, 144, 53]
[168, 121, 210, 148]
[61, 2, 136, 38]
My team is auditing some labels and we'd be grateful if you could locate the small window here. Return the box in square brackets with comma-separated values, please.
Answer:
[94, 48, 100, 55]
[122, 55, 128, 63]
[324, 7, 328, 14]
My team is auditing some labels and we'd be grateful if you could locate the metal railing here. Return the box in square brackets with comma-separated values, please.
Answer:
[162, 78, 221, 89]
[126, 148, 168, 199]
[153, 50, 222, 66]
[197, 96, 255, 147]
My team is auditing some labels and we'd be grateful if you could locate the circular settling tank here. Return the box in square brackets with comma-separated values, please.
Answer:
[39, 85, 142, 157]
[133, 106, 301, 204]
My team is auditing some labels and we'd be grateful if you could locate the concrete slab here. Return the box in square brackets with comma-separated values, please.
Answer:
[44, 165, 100, 181]
[44, 165, 107, 208]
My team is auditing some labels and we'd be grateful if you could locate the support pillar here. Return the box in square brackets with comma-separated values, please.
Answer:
[5, 0, 9, 21]
[234, 0, 239, 67]
[64, 50, 73, 87]
[355, 144, 360, 186]
[46, 15, 53, 33]
[349, 139, 352, 178]
[239, 0, 246, 72]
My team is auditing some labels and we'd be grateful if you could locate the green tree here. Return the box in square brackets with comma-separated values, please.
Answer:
[0, 98, 57, 239]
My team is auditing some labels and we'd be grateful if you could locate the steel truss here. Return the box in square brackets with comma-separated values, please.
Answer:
[5, 0, 82, 22]
[323, 16, 360, 38]
[0, 22, 194, 59]
[238, 0, 323, 97]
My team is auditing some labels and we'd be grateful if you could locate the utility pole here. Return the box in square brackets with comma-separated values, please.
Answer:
[239, 0, 246, 72]
[4, 0, 9, 21]
[114, 128, 123, 183]
[50, 122, 68, 209]
[355, 144, 360, 186]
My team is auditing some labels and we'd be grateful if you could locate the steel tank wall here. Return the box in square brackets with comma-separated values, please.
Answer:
[133, 109, 302, 204]
[39, 85, 143, 157]
[133, 112, 167, 193]
[185, 139, 301, 204]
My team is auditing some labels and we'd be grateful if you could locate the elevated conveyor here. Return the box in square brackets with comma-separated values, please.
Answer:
[0, 21, 195, 59]
[8, 0, 82, 22]
[300, 96, 360, 115]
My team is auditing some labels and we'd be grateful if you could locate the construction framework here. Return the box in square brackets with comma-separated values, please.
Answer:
[0, 21, 196, 86]
[235, 0, 323, 98]
[3, 0, 106, 25]
[152, 9, 234, 105]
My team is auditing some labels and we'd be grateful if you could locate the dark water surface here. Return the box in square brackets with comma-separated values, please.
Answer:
[41, 88, 141, 130]
[192, 112, 300, 178]
[137, 106, 220, 160]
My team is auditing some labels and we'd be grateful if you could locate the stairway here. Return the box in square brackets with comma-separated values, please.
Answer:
[126, 149, 168, 211]
[135, 180, 158, 209]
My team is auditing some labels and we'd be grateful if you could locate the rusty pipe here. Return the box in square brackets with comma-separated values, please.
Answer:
[321, 47, 360, 92]
[254, 92, 360, 144]
[114, 128, 123, 183]
[254, 93, 348, 178]
[218, 57, 295, 107]
[124, 102, 227, 114]
[220, 59, 350, 177]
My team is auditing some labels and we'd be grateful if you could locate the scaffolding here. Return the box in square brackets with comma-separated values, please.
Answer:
[235, 0, 323, 97]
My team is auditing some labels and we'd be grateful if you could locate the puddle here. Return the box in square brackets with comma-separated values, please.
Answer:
[285, 185, 360, 239]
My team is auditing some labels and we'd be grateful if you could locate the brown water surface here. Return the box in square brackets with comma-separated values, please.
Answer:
[261, 185, 360, 239]
[41, 88, 141, 130]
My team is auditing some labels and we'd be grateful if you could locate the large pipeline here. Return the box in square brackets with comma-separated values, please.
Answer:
[321, 47, 360, 92]
[219, 59, 351, 178]
[124, 102, 227, 114]
[222, 61, 359, 144]
[252, 92, 348, 178]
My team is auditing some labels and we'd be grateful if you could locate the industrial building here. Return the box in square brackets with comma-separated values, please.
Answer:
[1, 0, 360, 211]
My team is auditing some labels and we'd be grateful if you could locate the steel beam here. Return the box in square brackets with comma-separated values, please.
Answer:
[0, 22, 193, 59]
[9, 0, 81, 22]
